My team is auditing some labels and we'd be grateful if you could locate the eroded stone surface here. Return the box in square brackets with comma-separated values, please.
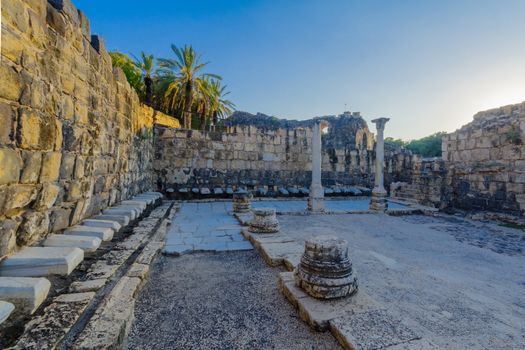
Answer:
[232, 190, 251, 213]
[294, 235, 358, 299]
[82, 219, 122, 232]
[0, 301, 15, 325]
[64, 225, 113, 241]
[249, 208, 279, 233]
[42, 234, 101, 252]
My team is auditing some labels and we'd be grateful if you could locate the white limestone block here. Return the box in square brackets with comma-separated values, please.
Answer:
[0, 247, 84, 277]
[92, 214, 130, 226]
[0, 301, 15, 324]
[115, 205, 142, 216]
[82, 219, 122, 232]
[0, 277, 51, 314]
[121, 200, 147, 210]
[103, 207, 137, 220]
[43, 234, 102, 253]
[64, 226, 114, 241]
[133, 196, 154, 204]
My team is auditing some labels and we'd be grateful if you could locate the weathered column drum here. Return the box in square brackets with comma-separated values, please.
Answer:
[233, 190, 251, 213]
[249, 208, 280, 233]
[294, 235, 358, 299]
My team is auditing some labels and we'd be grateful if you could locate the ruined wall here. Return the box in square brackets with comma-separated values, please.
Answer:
[153, 120, 414, 193]
[443, 101, 525, 215]
[0, 0, 179, 257]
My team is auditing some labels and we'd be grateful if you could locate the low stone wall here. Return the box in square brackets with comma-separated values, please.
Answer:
[0, 0, 179, 258]
[153, 124, 415, 195]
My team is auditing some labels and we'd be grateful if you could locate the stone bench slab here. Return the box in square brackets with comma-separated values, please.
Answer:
[132, 196, 154, 204]
[0, 301, 15, 324]
[0, 277, 51, 314]
[103, 208, 137, 220]
[92, 214, 130, 226]
[0, 247, 84, 277]
[121, 200, 147, 210]
[114, 205, 142, 216]
[82, 219, 122, 232]
[43, 234, 102, 253]
[64, 226, 114, 241]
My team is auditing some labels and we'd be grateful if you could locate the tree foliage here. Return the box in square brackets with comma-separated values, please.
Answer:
[385, 132, 446, 157]
[109, 45, 235, 130]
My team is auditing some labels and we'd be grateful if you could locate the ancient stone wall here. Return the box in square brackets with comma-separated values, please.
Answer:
[443, 101, 525, 214]
[153, 121, 414, 194]
[0, 0, 179, 257]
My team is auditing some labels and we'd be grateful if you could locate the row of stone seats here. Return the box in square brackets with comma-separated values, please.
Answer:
[168, 186, 371, 199]
[0, 192, 163, 326]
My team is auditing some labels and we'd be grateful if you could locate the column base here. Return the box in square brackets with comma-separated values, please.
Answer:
[369, 188, 388, 211]
[308, 184, 325, 213]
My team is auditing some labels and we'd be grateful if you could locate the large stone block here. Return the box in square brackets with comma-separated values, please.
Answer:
[19, 151, 42, 184]
[0, 219, 19, 257]
[49, 208, 72, 232]
[17, 211, 49, 246]
[0, 148, 22, 185]
[0, 277, 51, 314]
[0, 61, 23, 102]
[17, 109, 55, 150]
[64, 225, 113, 241]
[0, 102, 17, 145]
[0, 184, 38, 213]
[39, 152, 62, 182]
[43, 234, 101, 253]
[0, 247, 84, 277]
[35, 183, 60, 209]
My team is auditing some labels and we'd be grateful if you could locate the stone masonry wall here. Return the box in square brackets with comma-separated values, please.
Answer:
[153, 123, 415, 194]
[0, 0, 179, 258]
[443, 101, 525, 215]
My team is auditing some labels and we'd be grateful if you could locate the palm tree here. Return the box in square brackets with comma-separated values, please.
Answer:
[133, 52, 155, 105]
[157, 45, 221, 129]
[209, 80, 235, 125]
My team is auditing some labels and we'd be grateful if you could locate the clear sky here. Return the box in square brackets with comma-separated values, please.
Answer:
[74, 0, 525, 139]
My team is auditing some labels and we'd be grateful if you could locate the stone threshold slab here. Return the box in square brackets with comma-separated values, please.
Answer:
[0, 277, 51, 315]
[278, 272, 422, 350]
[82, 219, 122, 232]
[64, 226, 114, 241]
[0, 247, 84, 277]
[43, 234, 101, 253]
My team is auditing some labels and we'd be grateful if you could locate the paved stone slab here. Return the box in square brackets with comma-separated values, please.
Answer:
[329, 310, 420, 350]
[0, 247, 83, 277]
[0, 277, 51, 314]
[92, 214, 130, 226]
[69, 279, 107, 293]
[0, 301, 15, 324]
[64, 225, 114, 241]
[82, 219, 122, 232]
[279, 272, 379, 331]
[43, 234, 101, 253]
[103, 207, 138, 220]
[258, 241, 305, 267]
[226, 241, 253, 251]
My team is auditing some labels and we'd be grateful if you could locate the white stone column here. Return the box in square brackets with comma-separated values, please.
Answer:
[370, 118, 390, 211]
[308, 120, 326, 212]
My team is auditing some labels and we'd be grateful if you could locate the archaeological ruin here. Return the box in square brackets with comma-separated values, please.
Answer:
[1, 1, 524, 349]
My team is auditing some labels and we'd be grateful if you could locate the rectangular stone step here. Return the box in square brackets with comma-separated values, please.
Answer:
[92, 214, 130, 226]
[103, 208, 137, 220]
[0, 277, 51, 314]
[0, 247, 84, 277]
[0, 301, 15, 324]
[114, 205, 143, 215]
[64, 226, 113, 241]
[120, 200, 147, 210]
[43, 234, 101, 253]
[82, 219, 122, 232]
[132, 196, 155, 204]
[143, 191, 162, 198]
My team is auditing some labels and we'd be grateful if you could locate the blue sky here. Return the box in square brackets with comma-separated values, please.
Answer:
[74, 0, 525, 139]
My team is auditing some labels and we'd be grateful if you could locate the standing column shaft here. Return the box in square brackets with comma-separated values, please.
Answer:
[308, 120, 326, 212]
[370, 118, 390, 211]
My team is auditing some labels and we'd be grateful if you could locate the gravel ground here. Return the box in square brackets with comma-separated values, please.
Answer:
[127, 251, 341, 350]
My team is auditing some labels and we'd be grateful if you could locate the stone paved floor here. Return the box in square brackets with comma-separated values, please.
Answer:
[276, 213, 525, 349]
[251, 198, 407, 211]
[127, 252, 341, 350]
[164, 202, 252, 255]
